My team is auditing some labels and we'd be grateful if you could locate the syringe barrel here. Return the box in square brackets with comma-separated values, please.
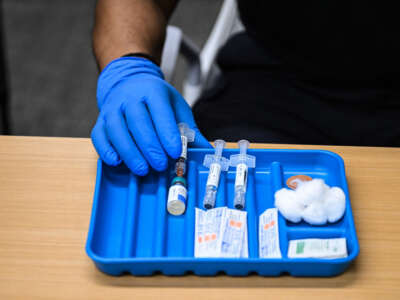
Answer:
[233, 162, 248, 209]
[234, 186, 246, 210]
[203, 185, 217, 209]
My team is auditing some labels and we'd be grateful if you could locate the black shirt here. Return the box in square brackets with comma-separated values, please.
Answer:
[238, 1, 400, 81]
[193, 1, 400, 146]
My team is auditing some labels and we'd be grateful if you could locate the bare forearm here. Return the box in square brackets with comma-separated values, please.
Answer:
[93, 0, 178, 70]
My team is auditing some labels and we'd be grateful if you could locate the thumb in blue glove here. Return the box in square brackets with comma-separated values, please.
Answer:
[91, 57, 211, 176]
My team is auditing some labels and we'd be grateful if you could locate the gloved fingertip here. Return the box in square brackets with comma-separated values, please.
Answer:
[154, 157, 169, 172]
[91, 122, 122, 166]
[193, 131, 212, 148]
[170, 150, 181, 160]
[104, 150, 121, 166]
[166, 136, 182, 160]
[131, 161, 149, 176]
[144, 149, 168, 172]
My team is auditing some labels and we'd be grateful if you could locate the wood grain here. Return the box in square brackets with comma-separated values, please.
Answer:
[0, 136, 399, 299]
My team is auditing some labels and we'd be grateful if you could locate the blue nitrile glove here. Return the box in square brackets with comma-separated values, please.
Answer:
[91, 57, 211, 176]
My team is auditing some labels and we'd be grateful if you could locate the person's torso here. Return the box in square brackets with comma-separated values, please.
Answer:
[237, 1, 400, 80]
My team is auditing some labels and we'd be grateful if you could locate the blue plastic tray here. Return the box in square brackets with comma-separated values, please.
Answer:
[86, 148, 359, 277]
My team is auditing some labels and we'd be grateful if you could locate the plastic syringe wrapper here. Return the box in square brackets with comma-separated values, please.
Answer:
[195, 207, 248, 258]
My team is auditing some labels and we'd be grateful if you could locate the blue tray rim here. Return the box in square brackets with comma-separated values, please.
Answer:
[85, 148, 359, 272]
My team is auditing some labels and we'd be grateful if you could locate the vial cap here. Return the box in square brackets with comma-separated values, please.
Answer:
[171, 176, 187, 187]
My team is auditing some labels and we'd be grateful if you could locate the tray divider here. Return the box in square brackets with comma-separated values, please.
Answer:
[287, 226, 346, 238]
[271, 161, 288, 258]
[184, 161, 198, 257]
[196, 168, 203, 208]
[120, 174, 139, 258]
[153, 172, 168, 257]
[246, 170, 258, 258]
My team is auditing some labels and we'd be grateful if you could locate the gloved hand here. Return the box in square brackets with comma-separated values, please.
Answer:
[92, 57, 211, 176]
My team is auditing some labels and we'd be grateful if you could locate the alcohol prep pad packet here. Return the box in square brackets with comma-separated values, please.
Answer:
[195, 207, 247, 258]
[195, 207, 226, 257]
[220, 209, 247, 258]
[203, 207, 227, 257]
[259, 208, 282, 258]
[288, 238, 348, 259]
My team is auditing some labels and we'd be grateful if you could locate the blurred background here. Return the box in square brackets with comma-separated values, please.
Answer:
[0, 0, 223, 137]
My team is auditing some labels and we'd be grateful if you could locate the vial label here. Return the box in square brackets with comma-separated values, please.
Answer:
[235, 163, 248, 192]
[180, 135, 188, 159]
[206, 163, 221, 187]
[167, 184, 187, 206]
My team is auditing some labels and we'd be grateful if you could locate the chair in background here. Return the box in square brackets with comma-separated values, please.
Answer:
[160, 0, 243, 107]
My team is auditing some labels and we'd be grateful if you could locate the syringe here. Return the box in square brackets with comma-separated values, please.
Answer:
[203, 139, 229, 209]
[230, 140, 256, 210]
[167, 123, 195, 216]
[175, 123, 195, 177]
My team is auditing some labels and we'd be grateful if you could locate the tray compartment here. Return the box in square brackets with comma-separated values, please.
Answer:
[183, 160, 198, 257]
[245, 169, 259, 258]
[90, 163, 132, 259]
[270, 161, 289, 259]
[120, 174, 140, 258]
[132, 172, 164, 258]
[153, 172, 168, 257]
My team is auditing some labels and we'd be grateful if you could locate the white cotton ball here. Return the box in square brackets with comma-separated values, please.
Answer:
[295, 179, 330, 206]
[302, 202, 328, 225]
[324, 187, 346, 223]
[275, 179, 344, 225]
[274, 188, 304, 223]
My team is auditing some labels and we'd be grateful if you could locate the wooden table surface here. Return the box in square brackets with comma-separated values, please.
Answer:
[0, 136, 399, 299]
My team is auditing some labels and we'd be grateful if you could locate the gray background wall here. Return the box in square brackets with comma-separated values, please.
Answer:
[2, 0, 222, 137]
